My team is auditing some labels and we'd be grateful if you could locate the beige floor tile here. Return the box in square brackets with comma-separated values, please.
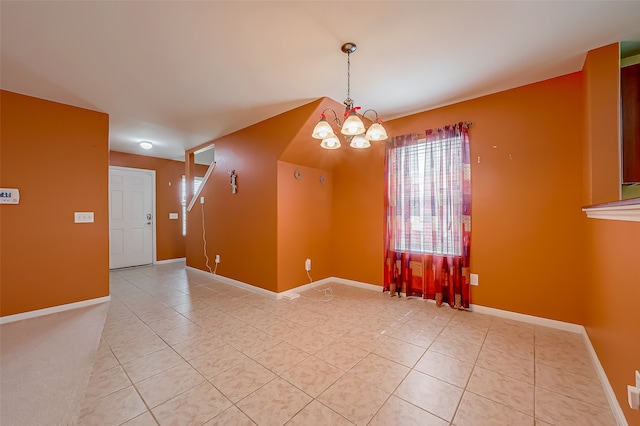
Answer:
[391, 324, 439, 348]
[429, 335, 481, 364]
[483, 330, 533, 360]
[318, 373, 390, 426]
[237, 378, 312, 426]
[121, 411, 157, 426]
[442, 322, 488, 346]
[453, 391, 534, 426]
[77, 386, 147, 425]
[467, 366, 534, 416]
[476, 345, 534, 384]
[394, 370, 463, 421]
[340, 327, 388, 351]
[151, 382, 232, 425]
[135, 362, 205, 408]
[535, 363, 609, 408]
[281, 356, 344, 397]
[534, 386, 616, 426]
[414, 350, 473, 388]
[189, 344, 249, 379]
[211, 358, 276, 403]
[349, 353, 410, 393]
[314, 340, 369, 371]
[253, 341, 309, 374]
[534, 343, 597, 380]
[145, 312, 192, 334]
[262, 320, 308, 340]
[84, 364, 132, 401]
[373, 337, 426, 368]
[286, 400, 353, 425]
[203, 405, 256, 425]
[109, 333, 169, 364]
[231, 329, 282, 357]
[156, 322, 210, 346]
[211, 322, 260, 343]
[286, 329, 336, 354]
[91, 339, 120, 373]
[122, 346, 184, 383]
[171, 334, 225, 360]
[369, 395, 448, 426]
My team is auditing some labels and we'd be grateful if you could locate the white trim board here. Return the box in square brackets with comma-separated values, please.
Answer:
[186, 266, 278, 299]
[155, 257, 186, 265]
[0, 296, 111, 325]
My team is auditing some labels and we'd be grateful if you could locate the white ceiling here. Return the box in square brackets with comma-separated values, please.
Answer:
[2, 1, 640, 161]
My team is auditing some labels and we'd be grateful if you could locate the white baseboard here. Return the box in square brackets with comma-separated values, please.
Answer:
[0, 295, 111, 325]
[183, 266, 626, 424]
[582, 330, 629, 426]
[155, 257, 186, 265]
[186, 266, 278, 299]
[469, 303, 584, 334]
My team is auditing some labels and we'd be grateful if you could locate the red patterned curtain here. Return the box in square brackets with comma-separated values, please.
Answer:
[384, 123, 471, 309]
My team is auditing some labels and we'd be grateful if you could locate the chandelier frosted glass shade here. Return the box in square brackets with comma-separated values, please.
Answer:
[365, 121, 388, 141]
[341, 111, 366, 136]
[349, 134, 370, 149]
[320, 135, 341, 149]
[311, 118, 336, 139]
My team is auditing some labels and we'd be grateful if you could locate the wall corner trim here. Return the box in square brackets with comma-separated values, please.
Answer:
[0, 295, 111, 325]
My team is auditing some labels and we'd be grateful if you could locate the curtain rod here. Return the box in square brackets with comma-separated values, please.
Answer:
[411, 121, 473, 138]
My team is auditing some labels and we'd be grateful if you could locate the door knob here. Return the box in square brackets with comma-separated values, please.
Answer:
[147, 213, 152, 220]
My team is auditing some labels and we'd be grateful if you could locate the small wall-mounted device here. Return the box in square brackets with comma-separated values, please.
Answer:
[305, 258, 311, 272]
[0, 188, 20, 204]
[169, 213, 179, 219]
[229, 170, 237, 194]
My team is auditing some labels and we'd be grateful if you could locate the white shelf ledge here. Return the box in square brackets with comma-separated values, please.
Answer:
[582, 198, 640, 222]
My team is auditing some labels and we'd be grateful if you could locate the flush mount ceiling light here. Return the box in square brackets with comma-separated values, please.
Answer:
[139, 141, 153, 150]
[312, 42, 388, 150]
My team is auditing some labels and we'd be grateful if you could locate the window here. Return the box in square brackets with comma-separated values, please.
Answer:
[387, 136, 463, 256]
[181, 175, 204, 236]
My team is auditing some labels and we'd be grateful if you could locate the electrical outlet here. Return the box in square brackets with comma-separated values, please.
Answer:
[215, 254, 220, 264]
[305, 258, 311, 271]
[200, 196, 205, 204]
[470, 273, 479, 286]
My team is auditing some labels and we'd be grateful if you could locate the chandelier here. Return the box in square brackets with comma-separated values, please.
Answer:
[311, 42, 388, 149]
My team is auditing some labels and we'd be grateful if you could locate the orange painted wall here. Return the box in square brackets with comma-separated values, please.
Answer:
[583, 43, 621, 205]
[331, 143, 386, 286]
[1, 90, 109, 317]
[109, 151, 186, 261]
[361, 72, 588, 324]
[582, 43, 640, 426]
[185, 101, 321, 292]
[277, 161, 332, 292]
[584, 219, 640, 425]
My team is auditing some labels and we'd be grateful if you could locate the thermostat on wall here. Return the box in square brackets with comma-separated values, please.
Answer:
[0, 188, 20, 204]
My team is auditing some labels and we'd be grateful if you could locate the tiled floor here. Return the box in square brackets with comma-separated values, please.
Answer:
[78, 262, 617, 425]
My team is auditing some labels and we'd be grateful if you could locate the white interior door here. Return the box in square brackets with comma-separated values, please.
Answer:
[109, 167, 154, 269]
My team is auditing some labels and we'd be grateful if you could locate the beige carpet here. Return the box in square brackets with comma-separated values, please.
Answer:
[0, 303, 108, 426]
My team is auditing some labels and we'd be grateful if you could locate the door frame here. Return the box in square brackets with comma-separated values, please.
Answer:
[109, 166, 157, 268]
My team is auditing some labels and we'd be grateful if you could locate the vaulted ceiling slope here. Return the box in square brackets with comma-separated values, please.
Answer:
[2, 1, 639, 161]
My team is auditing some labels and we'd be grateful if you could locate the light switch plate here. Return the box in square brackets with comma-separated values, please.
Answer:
[74, 212, 94, 223]
[169, 213, 179, 219]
